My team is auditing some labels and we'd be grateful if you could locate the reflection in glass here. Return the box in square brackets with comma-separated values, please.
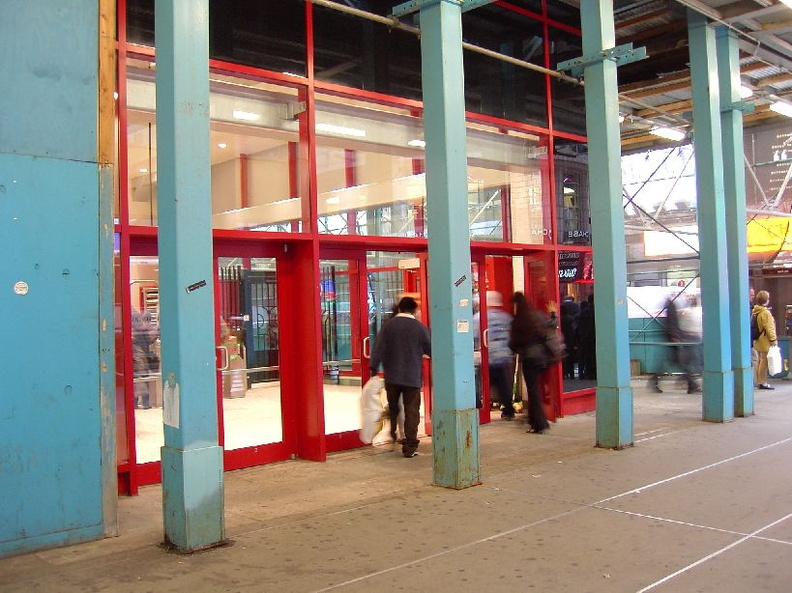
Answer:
[550, 27, 586, 136]
[558, 251, 595, 394]
[555, 139, 591, 246]
[126, 0, 308, 76]
[462, 5, 547, 127]
[313, 5, 422, 101]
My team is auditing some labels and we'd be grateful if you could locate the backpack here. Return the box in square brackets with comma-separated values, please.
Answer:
[750, 313, 762, 342]
[543, 332, 567, 365]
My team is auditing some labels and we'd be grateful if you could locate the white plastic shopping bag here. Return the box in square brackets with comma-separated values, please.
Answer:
[360, 376, 385, 444]
[767, 345, 783, 377]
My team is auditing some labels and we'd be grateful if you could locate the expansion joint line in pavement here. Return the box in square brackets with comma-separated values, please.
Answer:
[635, 511, 792, 593]
[311, 436, 792, 593]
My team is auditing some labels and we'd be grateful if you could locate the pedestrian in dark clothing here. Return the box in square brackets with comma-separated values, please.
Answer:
[509, 292, 551, 434]
[576, 294, 596, 380]
[560, 295, 579, 379]
[369, 296, 431, 458]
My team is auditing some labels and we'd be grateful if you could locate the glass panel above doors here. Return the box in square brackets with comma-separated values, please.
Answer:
[125, 63, 303, 232]
[315, 94, 551, 243]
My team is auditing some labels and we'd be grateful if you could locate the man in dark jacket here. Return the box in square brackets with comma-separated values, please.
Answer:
[369, 296, 431, 458]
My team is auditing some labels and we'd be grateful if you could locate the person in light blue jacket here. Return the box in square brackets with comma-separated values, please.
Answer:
[475, 291, 515, 419]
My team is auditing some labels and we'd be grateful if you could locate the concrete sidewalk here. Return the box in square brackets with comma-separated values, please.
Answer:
[2, 377, 792, 592]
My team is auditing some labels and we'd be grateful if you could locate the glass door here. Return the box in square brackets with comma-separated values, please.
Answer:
[472, 254, 520, 423]
[320, 249, 428, 450]
[215, 244, 292, 469]
[129, 252, 163, 470]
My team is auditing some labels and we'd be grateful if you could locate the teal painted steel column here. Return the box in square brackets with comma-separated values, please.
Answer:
[688, 11, 734, 422]
[0, 1, 116, 557]
[156, 0, 225, 550]
[717, 27, 753, 417]
[419, 0, 480, 488]
[580, 0, 633, 448]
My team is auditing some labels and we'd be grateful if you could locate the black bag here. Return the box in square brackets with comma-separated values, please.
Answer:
[750, 313, 762, 342]
[543, 331, 566, 365]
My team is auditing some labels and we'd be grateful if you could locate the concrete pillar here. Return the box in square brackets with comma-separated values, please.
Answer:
[580, 0, 634, 448]
[155, 0, 225, 550]
[716, 27, 753, 417]
[418, 0, 480, 488]
[688, 11, 735, 422]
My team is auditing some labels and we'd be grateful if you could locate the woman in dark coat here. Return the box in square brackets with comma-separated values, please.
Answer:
[509, 292, 550, 434]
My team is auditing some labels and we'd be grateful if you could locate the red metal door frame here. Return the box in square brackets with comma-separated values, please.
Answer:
[122, 237, 319, 489]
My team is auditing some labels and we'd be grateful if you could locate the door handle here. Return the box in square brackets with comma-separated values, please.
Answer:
[216, 346, 229, 371]
[363, 336, 371, 359]
[483, 328, 490, 348]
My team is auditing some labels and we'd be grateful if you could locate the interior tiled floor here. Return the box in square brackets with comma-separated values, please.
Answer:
[133, 380, 425, 462]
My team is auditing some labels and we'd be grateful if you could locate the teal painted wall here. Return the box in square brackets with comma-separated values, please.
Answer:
[0, 1, 115, 557]
[629, 317, 683, 375]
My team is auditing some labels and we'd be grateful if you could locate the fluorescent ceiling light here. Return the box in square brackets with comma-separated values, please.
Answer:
[408, 139, 426, 148]
[650, 126, 686, 141]
[217, 142, 228, 149]
[232, 109, 261, 121]
[326, 196, 341, 205]
[770, 100, 792, 118]
[315, 123, 366, 137]
[739, 85, 753, 99]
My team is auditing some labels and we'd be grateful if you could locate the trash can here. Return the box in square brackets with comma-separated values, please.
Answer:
[771, 336, 789, 379]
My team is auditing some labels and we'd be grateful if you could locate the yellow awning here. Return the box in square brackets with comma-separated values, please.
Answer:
[747, 216, 792, 254]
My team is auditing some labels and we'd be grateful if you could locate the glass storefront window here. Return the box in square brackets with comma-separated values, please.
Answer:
[550, 28, 586, 136]
[463, 50, 548, 128]
[315, 94, 426, 237]
[555, 138, 591, 246]
[312, 4, 423, 102]
[314, 94, 550, 243]
[125, 62, 303, 231]
[468, 124, 548, 244]
[126, 0, 307, 76]
[461, 5, 547, 126]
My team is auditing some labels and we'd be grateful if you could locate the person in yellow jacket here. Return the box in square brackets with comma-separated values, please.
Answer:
[752, 290, 778, 390]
